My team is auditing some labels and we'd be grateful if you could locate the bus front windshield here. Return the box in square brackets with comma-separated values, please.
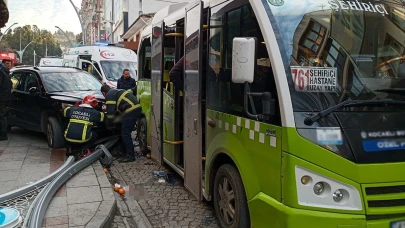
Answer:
[264, 0, 405, 112]
[100, 61, 137, 81]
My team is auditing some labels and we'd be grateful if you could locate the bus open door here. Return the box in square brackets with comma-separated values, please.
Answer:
[183, 0, 204, 201]
[150, 21, 165, 164]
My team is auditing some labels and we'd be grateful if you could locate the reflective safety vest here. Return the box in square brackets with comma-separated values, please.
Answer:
[105, 88, 141, 120]
[63, 105, 105, 143]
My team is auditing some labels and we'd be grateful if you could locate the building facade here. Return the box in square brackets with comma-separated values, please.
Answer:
[102, 0, 129, 43]
[121, 0, 193, 52]
[80, 0, 104, 44]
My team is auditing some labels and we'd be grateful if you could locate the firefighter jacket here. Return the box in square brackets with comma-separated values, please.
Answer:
[63, 104, 105, 143]
[105, 88, 141, 116]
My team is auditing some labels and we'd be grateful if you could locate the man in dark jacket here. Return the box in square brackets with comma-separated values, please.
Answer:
[117, 69, 136, 92]
[0, 59, 12, 141]
[101, 84, 142, 162]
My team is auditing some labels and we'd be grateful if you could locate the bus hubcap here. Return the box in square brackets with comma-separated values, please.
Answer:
[218, 178, 235, 225]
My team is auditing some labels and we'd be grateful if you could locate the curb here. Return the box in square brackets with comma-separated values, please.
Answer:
[85, 161, 118, 228]
[110, 164, 153, 228]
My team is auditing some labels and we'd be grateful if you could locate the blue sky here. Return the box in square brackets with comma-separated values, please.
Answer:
[4, 0, 82, 34]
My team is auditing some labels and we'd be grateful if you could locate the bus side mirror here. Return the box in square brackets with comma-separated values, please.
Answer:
[262, 92, 275, 116]
[232, 37, 257, 84]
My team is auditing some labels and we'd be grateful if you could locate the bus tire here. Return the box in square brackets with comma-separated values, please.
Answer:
[213, 164, 250, 228]
[137, 117, 148, 153]
[46, 117, 65, 149]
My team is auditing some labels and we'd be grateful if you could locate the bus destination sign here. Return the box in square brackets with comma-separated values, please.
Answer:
[291, 66, 337, 93]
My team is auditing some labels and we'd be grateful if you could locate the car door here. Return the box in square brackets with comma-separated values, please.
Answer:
[8, 71, 27, 127]
[20, 71, 43, 131]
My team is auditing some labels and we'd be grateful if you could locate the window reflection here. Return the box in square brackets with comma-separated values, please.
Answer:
[265, 0, 405, 112]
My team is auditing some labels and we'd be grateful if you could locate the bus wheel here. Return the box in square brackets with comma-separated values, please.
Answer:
[137, 117, 148, 153]
[213, 164, 250, 228]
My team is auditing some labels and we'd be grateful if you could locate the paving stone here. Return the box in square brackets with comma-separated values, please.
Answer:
[97, 174, 111, 188]
[47, 224, 68, 228]
[110, 158, 219, 228]
[45, 197, 68, 218]
[0, 160, 23, 171]
[0, 152, 26, 161]
[0, 181, 16, 194]
[67, 186, 102, 204]
[101, 187, 114, 201]
[0, 169, 20, 182]
[67, 170, 99, 188]
[45, 215, 69, 226]
[68, 202, 100, 226]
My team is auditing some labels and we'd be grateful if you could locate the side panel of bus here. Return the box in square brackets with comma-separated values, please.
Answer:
[204, 1, 283, 226]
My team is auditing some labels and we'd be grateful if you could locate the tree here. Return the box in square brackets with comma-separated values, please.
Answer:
[0, 0, 9, 28]
[0, 25, 63, 65]
[76, 32, 83, 44]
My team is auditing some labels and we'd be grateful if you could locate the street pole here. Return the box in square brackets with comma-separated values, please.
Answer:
[68, 0, 85, 44]
[0, 22, 17, 42]
[111, 0, 114, 43]
[34, 50, 36, 66]
[16, 41, 33, 64]
[55, 26, 74, 47]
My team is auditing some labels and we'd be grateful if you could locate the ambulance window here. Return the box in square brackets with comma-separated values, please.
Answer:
[207, 3, 281, 125]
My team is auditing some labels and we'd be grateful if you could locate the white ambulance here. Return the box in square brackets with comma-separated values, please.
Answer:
[38, 57, 63, 67]
[62, 43, 137, 87]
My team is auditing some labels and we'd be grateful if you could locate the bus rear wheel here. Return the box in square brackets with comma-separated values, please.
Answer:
[213, 164, 250, 228]
[137, 117, 148, 153]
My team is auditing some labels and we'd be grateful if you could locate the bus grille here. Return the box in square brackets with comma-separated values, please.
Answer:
[363, 183, 405, 214]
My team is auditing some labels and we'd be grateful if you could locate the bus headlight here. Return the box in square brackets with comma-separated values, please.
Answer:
[295, 166, 362, 210]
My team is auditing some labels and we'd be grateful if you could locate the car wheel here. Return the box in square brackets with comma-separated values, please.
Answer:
[213, 164, 250, 228]
[137, 117, 149, 153]
[46, 116, 65, 149]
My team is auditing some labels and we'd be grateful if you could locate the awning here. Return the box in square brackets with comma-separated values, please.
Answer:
[121, 14, 155, 40]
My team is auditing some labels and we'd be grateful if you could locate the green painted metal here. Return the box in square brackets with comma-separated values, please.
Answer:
[247, 192, 368, 228]
[137, 80, 152, 145]
[205, 109, 282, 201]
[163, 89, 176, 163]
[282, 127, 405, 184]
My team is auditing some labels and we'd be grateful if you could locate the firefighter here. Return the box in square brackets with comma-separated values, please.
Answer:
[101, 84, 142, 162]
[63, 95, 105, 156]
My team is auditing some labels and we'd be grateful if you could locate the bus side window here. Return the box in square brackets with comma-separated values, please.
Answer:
[207, 3, 281, 125]
[139, 39, 152, 79]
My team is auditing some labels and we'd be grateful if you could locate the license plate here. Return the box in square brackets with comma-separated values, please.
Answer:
[391, 220, 405, 228]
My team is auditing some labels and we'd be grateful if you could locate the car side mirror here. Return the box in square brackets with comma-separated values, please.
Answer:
[232, 37, 257, 84]
[29, 87, 39, 95]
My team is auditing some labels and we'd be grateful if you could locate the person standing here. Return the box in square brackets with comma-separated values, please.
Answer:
[101, 84, 142, 162]
[117, 69, 136, 92]
[0, 58, 12, 141]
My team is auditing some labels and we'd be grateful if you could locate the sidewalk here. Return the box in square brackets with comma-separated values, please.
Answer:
[0, 128, 116, 228]
[109, 156, 219, 228]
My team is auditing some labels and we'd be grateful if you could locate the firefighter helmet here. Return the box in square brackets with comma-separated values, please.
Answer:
[82, 95, 98, 107]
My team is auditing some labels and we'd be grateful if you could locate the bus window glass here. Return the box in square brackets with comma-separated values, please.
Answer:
[139, 39, 152, 79]
[207, 3, 281, 125]
[263, 0, 405, 112]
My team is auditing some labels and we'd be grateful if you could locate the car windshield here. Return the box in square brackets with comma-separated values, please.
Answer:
[41, 71, 102, 92]
[264, 0, 405, 112]
[100, 61, 137, 81]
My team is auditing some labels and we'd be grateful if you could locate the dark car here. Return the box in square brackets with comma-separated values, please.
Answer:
[7, 66, 112, 149]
